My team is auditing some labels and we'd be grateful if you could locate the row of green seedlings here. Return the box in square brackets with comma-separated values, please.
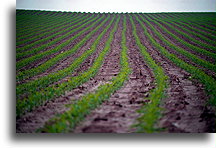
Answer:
[161, 19, 216, 48]
[17, 13, 98, 52]
[148, 14, 216, 52]
[129, 15, 168, 133]
[37, 15, 131, 133]
[16, 15, 112, 98]
[145, 14, 216, 61]
[147, 14, 216, 58]
[16, 15, 109, 83]
[17, 12, 77, 37]
[153, 13, 216, 44]
[16, 12, 69, 34]
[135, 14, 216, 107]
[16, 15, 116, 118]
[17, 13, 90, 52]
[180, 17, 216, 30]
[16, 11, 71, 28]
[16, 14, 104, 70]
[16, 14, 95, 59]
[154, 13, 216, 25]
[17, 13, 87, 48]
[182, 22, 216, 35]
[192, 21, 216, 31]
[174, 17, 216, 31]
[17, 13, 58, 28]
[150, 13, 216, 39]
[169, 13, 216, 24]
[158, 14, 216, 31]
[16, 10, 41, 15]
[170, 22, 216, 41]
[17, 12, 80, 37]
[17, 13, 81, 43]
[16, 13, 78, 40]
[16, 11, 57, 25]
[143, 14, 216, 73]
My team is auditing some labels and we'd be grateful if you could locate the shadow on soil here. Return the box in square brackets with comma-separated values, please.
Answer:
[11, 8, 210, 142]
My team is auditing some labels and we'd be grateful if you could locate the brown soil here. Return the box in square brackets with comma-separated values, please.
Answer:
[139, 15, 216, 78]
[150, 21, 215, 63]
[133, 15, 216, 133]
[166, 21, 216, 47]
[174, 22, 216, 40]
[16, 16, 117, 132]
[16, 14, 68, 37]
[16, 15, 81, 45]
[146, 15, 216, 54]
[16, 15, 102, 62]
[16, 14, 215, 133]
[198, 24, 216, 31]
[16, 15, 82, 48]
[17, 17, 112, 85]
[16, 14, 77, 37]
[74, 17, 155, 133]
[16, 16, 106, 73]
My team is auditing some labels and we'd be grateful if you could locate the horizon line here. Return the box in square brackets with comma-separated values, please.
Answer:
[16, 8, 216, 13]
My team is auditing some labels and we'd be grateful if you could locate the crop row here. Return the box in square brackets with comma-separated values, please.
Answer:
[135, 14, 216, 106]
[16, 13, 68, 33]
[148, 14, 215, 35]
[16, 12, 216, 132]
[144, 15, 216, 73]
[129, 15, 168, 133]
[16, 15, 116, 117]
[38, 15, 130, 133]
[16, 11, 71, 27]
[146, 15, 216, 54]
[17, 12, 78, 37]
[16, 15, 107, 84]
[17, 14, 87, 50]
[149, 14, 216, 47]
[16, 11, 56, 24]
[16, 14, 103, 70]
[16, 14, 79, 40]
[16, 14, 94, 59]
[16, 13, 81, 43]
[16, 15, 110, 96]
[162, 21, 216, 48]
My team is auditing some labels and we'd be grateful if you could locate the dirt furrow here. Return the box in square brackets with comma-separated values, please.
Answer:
[17, 16, 106, 73]
[73, 17, 155, 133]
[145, 15, 216, 58]
[17, 16, 112, 85]
[149, 21, 215, 63]
[157, 21, 216, 52]
[134, 16, 216, 133]
[17, 14, 74, 35]
[47, 16, 112, 74]
[174, 22, 216, 40]
[139, 16, 215, 78]
[16, 15, 104, 62]
[198, 24, 216, 31]
[16, 15, 82, 44]
[16, 15, 117, 133]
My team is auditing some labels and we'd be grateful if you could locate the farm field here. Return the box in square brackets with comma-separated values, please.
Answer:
[16, 10, 216, 133]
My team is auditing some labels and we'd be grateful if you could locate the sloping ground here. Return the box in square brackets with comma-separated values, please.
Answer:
[16, 10, 216, 133]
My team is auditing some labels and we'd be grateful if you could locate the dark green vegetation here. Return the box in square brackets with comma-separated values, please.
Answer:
[16, 10, 216, 133]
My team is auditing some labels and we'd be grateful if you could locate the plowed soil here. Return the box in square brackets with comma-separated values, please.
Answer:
[16, 13, 216, 133]
[133, 16, 216, 133]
